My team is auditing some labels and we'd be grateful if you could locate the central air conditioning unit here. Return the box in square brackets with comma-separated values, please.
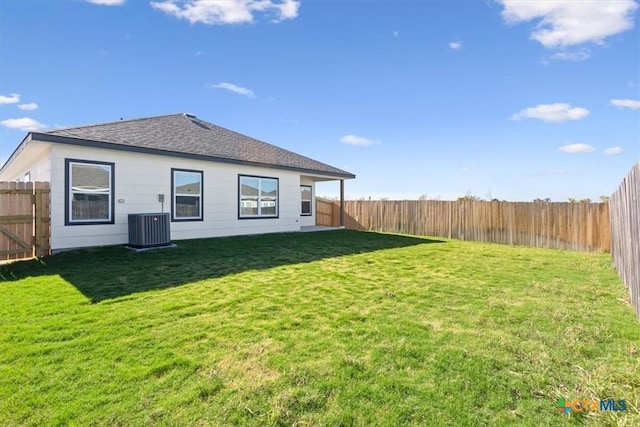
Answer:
[128, 213, 171, 248]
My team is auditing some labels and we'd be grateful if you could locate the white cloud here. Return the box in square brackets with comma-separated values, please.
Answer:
[604, 146, 623, 155]
[276, 0, 299, 21]
[18, 103, 38, 111]
[0, 93, 20, 104]
[210, 82, 255, 98]
[150, 0, 300, 25]
[559, 143, 595, 153]
[511, 103, 590, 122]
[87, 0, 126, 5]
[550, 49, 591, 61]
[340, 134, 378, 147]
[449, 41, 463, 50]
[0, 117, 47, 131]
[460, 165, 474, 172]
[498, 0, 639, 48]
[610, 99, 640, 109]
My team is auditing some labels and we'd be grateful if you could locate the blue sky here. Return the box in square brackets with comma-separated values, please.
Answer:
[1, 0, 638, 201]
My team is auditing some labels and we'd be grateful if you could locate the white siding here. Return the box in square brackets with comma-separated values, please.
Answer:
[48, 144, 313, 251]
[0, 141, 51, 182]
[299, 177, 316, 227]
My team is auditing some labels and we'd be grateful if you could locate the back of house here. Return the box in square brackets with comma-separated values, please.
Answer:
[0, 113, 354, 252]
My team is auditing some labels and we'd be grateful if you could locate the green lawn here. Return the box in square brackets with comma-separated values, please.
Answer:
[1, 230, 638, 426]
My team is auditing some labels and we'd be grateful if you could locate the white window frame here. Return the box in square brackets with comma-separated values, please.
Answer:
[239, 175, 279, 219]
[301, 185, 312, 216]
[65, 159, 114, 225]
[172, 169, 203, 221]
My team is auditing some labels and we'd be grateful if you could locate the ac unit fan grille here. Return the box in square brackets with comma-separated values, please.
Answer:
[128, 213, 171, 248]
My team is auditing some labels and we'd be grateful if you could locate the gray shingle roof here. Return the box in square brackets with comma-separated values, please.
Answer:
[37, 113, 355, 179]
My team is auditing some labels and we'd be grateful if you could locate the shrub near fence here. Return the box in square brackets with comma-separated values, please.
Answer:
[609, 162, 640, 320]
[317, 199, 611, 252]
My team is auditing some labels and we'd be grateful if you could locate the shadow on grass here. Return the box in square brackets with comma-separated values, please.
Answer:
[0, 230, 444, 302]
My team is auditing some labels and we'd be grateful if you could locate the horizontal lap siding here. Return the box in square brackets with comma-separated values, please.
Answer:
[48, 145, 306, 251]
[298, 177, 316, 227]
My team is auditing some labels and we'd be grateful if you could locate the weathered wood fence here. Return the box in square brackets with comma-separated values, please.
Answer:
[609, 162, 640, 320]
[0, 181, 50, 261]
[316, 196, 341, 230]
[316, 198, 610, 252]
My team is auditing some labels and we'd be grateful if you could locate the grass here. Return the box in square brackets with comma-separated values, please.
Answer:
[0, 230, 638, 426]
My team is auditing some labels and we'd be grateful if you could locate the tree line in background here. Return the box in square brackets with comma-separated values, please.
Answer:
[321, 194, 611, 203]
[452, 195, 610, 203]
[417, 192, 610, 203]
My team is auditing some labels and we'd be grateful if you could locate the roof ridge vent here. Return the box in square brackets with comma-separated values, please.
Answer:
[183, 113, 197, 119]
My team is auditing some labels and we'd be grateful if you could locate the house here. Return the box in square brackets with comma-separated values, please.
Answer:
[0, 113, 355, 252]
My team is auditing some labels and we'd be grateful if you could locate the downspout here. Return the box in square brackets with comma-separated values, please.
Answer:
[340, 179, 345, 228]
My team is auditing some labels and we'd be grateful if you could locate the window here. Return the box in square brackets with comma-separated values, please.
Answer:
[172, 169, 203, 221]
[65, 159, 114, 225]
[239, 175, 278, 218]
[301, 185, 312, 216]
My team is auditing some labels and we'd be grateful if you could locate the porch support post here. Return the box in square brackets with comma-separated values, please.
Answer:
[340, 179, 345, 227]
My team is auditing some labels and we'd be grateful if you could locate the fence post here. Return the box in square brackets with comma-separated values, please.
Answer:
[340, 180, 345, 227]
[34, 182, 51, 257]
[609, 162, 640, 320]
[319, 197, 611, 253]
[448, 202, 452, 239]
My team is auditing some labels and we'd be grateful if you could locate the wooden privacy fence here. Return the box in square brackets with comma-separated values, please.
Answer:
[0, 181, 50, 261]
[316, 196, 341, 229]
[609, 162, 640, 320]
[317, 198, 610, 252]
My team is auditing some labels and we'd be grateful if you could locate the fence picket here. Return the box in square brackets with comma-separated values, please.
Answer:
[316, 198, 611, 252]
[610, 162, 640, 320]
[0, 181, 50, 261]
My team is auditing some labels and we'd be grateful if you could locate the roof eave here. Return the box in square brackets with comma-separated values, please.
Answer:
[0, 133, 34, 175]
[30, 132, 356, 180]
